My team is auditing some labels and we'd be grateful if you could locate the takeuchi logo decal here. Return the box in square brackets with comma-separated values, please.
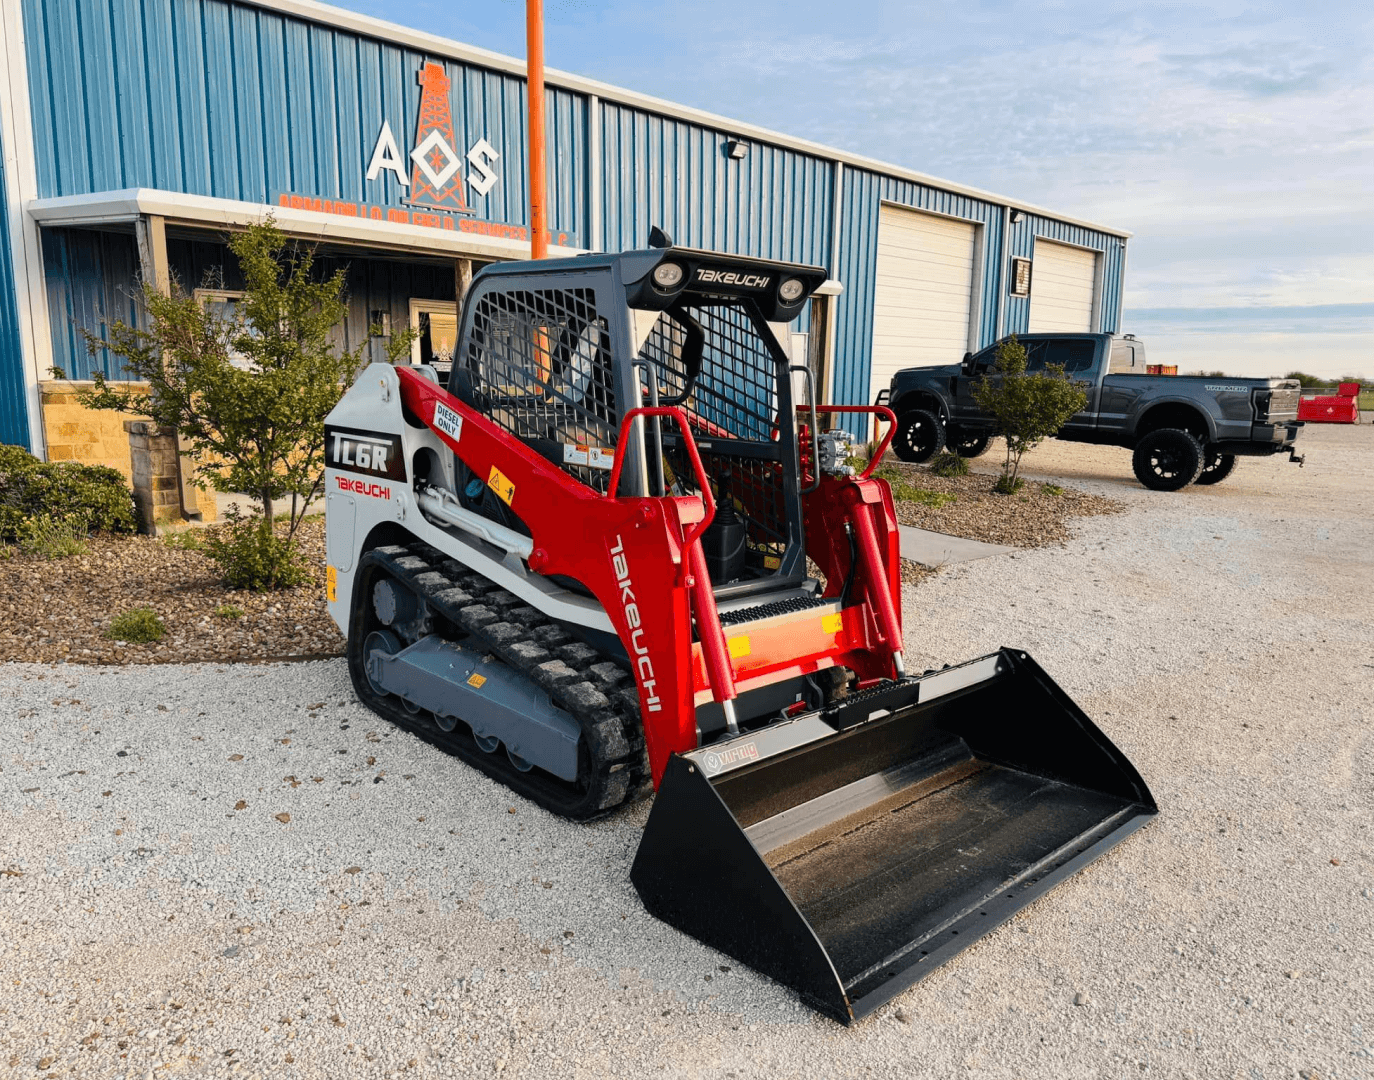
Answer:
[274, 60, 569, 246]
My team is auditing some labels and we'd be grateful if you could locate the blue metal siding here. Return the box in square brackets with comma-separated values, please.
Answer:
[0, 114, 31, 447]
[830, 168, 1005, 406]
[1003, 215, 1126, 336]
[16, 0, 1129, 413]
[598, 103, 832, 266]
[41, 227, 457, 381]
[41, 227, 143, 381]
[21, 0, 586, 241]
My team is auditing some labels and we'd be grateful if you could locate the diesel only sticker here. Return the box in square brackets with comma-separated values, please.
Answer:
[432, 401, 464, 443]
[325, 425, 405, 481]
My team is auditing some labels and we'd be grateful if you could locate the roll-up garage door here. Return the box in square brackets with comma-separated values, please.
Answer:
[869, 205, 977, 401]
[1028, 240, 1098, 332]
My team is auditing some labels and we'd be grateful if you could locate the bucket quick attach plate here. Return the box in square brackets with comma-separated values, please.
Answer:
[630, 649, 1158, 1024]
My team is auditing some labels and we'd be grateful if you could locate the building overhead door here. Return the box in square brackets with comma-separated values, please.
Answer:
[1028, 240, 1098, 332]
[869, 205, 978, 401]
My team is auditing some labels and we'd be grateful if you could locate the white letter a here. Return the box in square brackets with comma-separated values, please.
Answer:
[366, 120, 410, 189]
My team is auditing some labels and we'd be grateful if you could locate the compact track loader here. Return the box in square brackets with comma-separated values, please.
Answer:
[323, 238, 1157, 1023]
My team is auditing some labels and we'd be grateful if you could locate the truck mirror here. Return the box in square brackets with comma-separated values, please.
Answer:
[961, 352, 975, 376]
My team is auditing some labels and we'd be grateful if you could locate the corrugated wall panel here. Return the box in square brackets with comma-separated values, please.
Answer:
[39, 227, 459, 381]
[597, 103, 831, 266]
[21, 0, 584, 241]
[17, 0, 1128, 411]
[831, 168, 1004, 406]
[1004, 215, 1125, 336]
[41, 227, 143, 380]
[0, 113, 31, 446]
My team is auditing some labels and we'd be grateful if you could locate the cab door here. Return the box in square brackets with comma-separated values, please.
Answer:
[1041, 337, 1100, 432]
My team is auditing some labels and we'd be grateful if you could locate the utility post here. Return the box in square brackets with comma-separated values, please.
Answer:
[527, 0, 548, 259]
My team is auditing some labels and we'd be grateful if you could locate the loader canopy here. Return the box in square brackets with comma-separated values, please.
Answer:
[632, 650, 1157, 1023]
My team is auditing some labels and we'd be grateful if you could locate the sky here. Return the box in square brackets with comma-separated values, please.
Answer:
[337, 0, 1374, 379]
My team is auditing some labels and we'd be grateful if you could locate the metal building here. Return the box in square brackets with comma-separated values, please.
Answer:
[0, 0, 1130, 457]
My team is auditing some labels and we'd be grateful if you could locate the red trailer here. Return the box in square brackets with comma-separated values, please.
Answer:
[1297, 382, 1362, 424]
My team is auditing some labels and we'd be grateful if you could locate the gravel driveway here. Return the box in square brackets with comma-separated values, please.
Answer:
[2, 422, 1370, 1080]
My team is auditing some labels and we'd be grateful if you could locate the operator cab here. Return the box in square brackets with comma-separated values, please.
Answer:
[444, 234, 829, 600]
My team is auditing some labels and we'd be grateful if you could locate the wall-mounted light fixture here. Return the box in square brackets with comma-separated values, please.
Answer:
[726, 139, 749, 160]
[1009, 209, 1025, 225]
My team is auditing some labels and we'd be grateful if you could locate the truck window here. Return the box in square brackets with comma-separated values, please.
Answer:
[1042, 338, 1096, 373]
[1110, 341, 1136, 372]
[1022, 340, 1049, 372]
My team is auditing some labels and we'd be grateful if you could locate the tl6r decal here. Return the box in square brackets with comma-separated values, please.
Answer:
[325, 426, 406, 481]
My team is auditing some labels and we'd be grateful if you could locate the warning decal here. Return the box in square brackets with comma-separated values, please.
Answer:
[326, 565, 337, 603]
[487, 465, 516, 505]
[563, 443, 615, 471]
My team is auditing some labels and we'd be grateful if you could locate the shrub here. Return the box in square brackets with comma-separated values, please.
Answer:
[993, 475, 1025, 495]
[876, 467, 957, 508]
[972, 336, 1088, 494]
[16, 514, 89, 559]
[929, 451, 970, 478]
[214, 603, 245, 619]
[106, 608, 165, 643]
[162, 529, 205, 552]
[201, 509, 309, 592]
[0, 453, 138, 542]
[67, 219, 413, 590]
[1042, 483, 1064, 496]
[0, 443, 38, 471]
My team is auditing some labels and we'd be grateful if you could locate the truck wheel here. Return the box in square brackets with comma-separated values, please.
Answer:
[1196, 451, 1237, 485]
[1132, 428, 1204, 491]
[893, 409, 946, 463]
[950, 429, 992, 458]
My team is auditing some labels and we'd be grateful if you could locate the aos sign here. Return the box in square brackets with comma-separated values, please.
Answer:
[365, 62, 500, 214]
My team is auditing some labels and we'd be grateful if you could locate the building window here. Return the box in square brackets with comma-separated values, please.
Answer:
[410, 299, 459, 373]
[1009, 257, 1032, 298]
[193, 288, 254, 370]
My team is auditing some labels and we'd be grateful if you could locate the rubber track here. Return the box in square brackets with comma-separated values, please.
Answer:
[358, 542, 650, 819]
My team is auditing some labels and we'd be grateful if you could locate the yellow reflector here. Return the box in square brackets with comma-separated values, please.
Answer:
[821, 613, 843, 634]
[727, 635, 751, 659]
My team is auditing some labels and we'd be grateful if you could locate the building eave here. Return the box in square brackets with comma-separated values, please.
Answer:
[26, 189, 583, 261]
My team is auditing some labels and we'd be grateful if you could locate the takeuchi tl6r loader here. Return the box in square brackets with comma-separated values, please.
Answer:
[323, 237, 1157, 1023]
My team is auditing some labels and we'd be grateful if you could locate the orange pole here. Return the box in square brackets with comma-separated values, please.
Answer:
[526, 0, 548, 259]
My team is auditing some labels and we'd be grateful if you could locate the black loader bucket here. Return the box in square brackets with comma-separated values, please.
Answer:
[631, 649, 1158, 1024]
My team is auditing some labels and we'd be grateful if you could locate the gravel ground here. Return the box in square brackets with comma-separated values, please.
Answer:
[1, 422, 1370, 1079]
[0, 519, 343, 666]
[880, 461, 1122, 547]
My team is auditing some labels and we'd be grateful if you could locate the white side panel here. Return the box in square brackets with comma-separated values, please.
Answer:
[324, 364, 613, 640]
[1028, 240, 1098, 333]
[869, 205, 977, 403]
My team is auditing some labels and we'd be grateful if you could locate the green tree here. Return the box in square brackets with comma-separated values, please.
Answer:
[1282, 371, 1328, 388]
[68, 218, 412, 587]
[971, 335, 1088, 494]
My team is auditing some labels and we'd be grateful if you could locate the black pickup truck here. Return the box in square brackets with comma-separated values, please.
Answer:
[880, 333, 1305, 490]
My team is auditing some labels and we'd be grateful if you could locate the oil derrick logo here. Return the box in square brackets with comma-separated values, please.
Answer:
[407, 63, 470, 215]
